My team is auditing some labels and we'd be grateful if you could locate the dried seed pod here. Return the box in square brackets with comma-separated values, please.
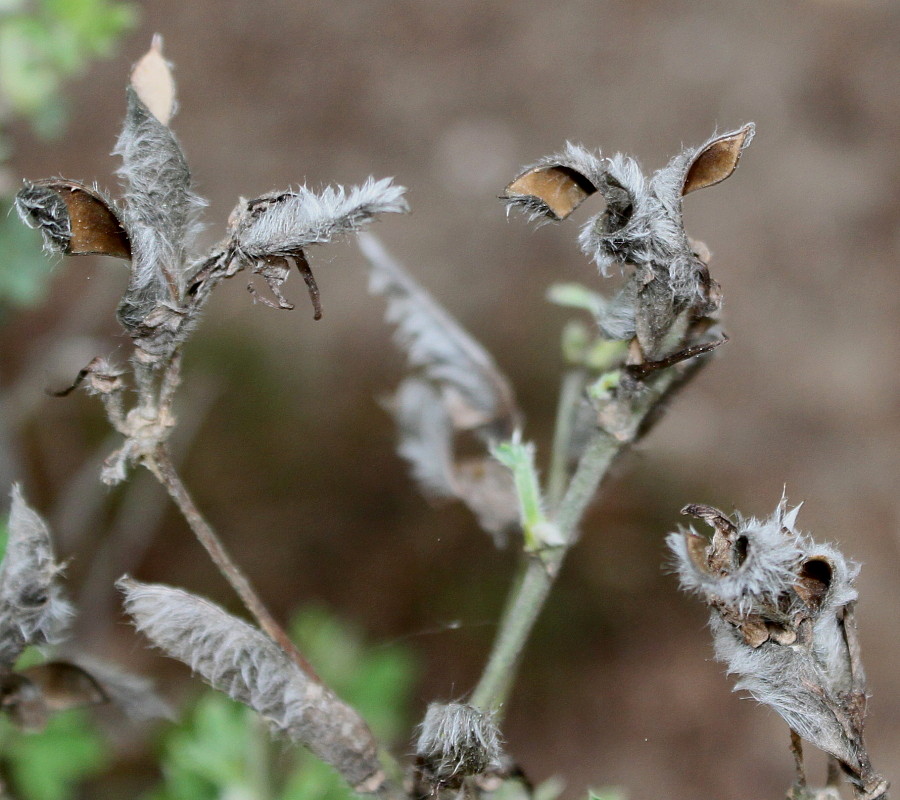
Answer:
[119, 578, 384, 792]
[669, 498, 887, 798]
[504, 125, 754, 361]
[416, 702, 503, 785]
[230, 179, 407, 319]
[15, 179, 130, 259]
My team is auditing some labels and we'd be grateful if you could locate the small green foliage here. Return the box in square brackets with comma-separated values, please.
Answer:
[551, 285, 627, 371]
[546, 283, 605, 316]
[588, 370, 621, 401]
[561, 320, 592, 364]
[0, 710, 107, 800]
[0, 0, 137, 135]
[149, 607, 419, 800]
[146, 695, 266, 800]
[491, 438, 562, 552]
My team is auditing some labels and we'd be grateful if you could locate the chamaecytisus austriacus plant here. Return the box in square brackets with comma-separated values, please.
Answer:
[670, 501, 888, 800]
[16, 35, 408, 796]
[13, 34, 888, 800]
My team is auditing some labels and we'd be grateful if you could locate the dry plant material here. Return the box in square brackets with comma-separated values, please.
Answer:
[504, 126, 753, 362]
[0, 488, 167, 731]
[669, 499, 888, 800]
[15, 36, 407, 484]
[14, 179, 131, 259]
[415, 702, 504, 789]
[119, 578, 384, 793]
[15, 38, 408, 796]
[362, 233, 521, 543]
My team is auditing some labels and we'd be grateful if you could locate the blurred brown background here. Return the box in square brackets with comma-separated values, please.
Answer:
[4, 1, 899, 798]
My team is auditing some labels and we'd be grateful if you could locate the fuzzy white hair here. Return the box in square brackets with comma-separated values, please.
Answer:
[235, 178, 407, 261]
[416, 702, 503, 781]
[669, 497, 870, 779]
[114, 88, 205, 304]
[0, 486, 72, 669]
[119, 578, 381, 788]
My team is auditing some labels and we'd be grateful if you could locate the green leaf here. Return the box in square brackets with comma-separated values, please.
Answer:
[1, 710, 107, 800]
[148, 694, 266, 800]
[546, 283, 605, 316]
[491, 438, 562, 551]
[151, 608, 419, 800]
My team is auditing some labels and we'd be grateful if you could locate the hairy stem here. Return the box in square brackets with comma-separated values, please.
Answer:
[146, 443, 407, 798]
[145, 444, 320, 681]
[471, 430, 619, 713]
[546, 369, 587, 512]
[472, 363, 698, 713]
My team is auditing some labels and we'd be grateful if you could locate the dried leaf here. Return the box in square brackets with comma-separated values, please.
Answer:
[0, 487, 72, 670]
[15, 179, 130, 259]
[130, 34, 176, 126]
[119, 578, 383, 790]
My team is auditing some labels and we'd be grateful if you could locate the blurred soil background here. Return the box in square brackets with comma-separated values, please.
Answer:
[2, 1, 899, 798]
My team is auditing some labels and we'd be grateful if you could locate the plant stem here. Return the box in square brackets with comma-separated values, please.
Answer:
[546, 369, 586, 512]
[472, 363, 696, 714]
[471, 429, 619, 713]
[146, 443, 408, 798]
[145, 444, 320, 681]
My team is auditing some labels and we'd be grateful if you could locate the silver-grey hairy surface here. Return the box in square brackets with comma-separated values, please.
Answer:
[363, 233, 520, 543]
[0, 486, 72, 669]
[15, 40, 407, 365]
[668, 499, 887, 800]
[415, 701, 503, 784]
[119, 578, 383, 791]
[504, 126, 754, 361]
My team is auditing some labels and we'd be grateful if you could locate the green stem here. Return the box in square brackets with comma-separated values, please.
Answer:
[471, 364, 689, 714]
[471, 430, 620, 714]
[547, 370, 586, 512]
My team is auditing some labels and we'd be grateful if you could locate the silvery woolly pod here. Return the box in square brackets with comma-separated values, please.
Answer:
[668, 499, 888, 800]
[16, 36, 407, 366]
[0, 488, 167, 731]
[504, 126, 754, 363]
[415, 702, 504, 787]
[118, 578, 385, 793]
